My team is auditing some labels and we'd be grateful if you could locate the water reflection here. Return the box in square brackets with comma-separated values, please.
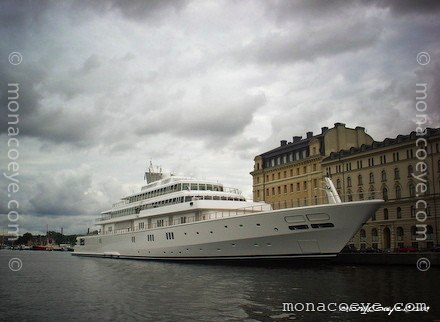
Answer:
[0, 251, 438, 321]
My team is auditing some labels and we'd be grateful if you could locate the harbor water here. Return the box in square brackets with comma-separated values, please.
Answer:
[0, 250, 438, 321]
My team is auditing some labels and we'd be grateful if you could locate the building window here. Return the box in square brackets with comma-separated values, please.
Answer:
[139, 222, 145, 230]
[410, 206, 415, 218]
[303, 181, 307, 190]
[384, 208, 389, 220]
[381, 170, 387, 182]
[382, 187, 388, 201]
[347, 177, 352, 187]
[359, 188, 364, 200]
[266, 188, 269, 196]
[297, 182, 300, 191]
[394, 168, 400, 180]
[157, 219, 164, 227]
[396, 227, 404, 241]
[411, 226, 417, 239]
[284, 185, 287, 194]
[395, 185, 401, 199]
[290, 184, 294, 192]
[358, 174, 363, 186]
[427, 225, 434, 240]
[397, 207, 402, 219]
[372, 228, 378, 242]
[409, 183, 415, 197]
[360, 229, 366, 242]
[336, 179, 341, 189]
[180, 216, 187, 224]
[131, 236, 136, 243]
[369, 172, 374, 183]
[407, 165, 413, 177]
[347, 190, 353, 202]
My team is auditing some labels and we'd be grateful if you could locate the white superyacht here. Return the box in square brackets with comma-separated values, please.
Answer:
[73, 164, 383, 260]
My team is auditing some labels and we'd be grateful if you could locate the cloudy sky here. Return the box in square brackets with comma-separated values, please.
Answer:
[1, 0, 439, 235]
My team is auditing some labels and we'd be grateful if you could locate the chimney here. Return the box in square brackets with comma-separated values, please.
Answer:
[321, 127, 328, 134]
[280, 140, 287, 146]
[355, 126, 365, 132]
[334, 122, 346, 128]
[306, 131, 313, 138]
[292, 136, 302, 142]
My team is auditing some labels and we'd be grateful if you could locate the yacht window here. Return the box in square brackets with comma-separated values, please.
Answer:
[185, 196, 191, 202]
[207, 184, 212, 190]
[182, 183, 189, 190]
[288, 225, 309, 230]
[199, 184, 206, 190]
[311, 223, 335, 228]
[191, 183, 198, 190]
[213, 196, 220, 200]
[205, 196, 212, 200]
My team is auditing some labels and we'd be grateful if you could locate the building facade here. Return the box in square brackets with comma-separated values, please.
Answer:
[250, 123, 374, 208]
[323, 128, 440, 251]
[251, 124, 440, 251]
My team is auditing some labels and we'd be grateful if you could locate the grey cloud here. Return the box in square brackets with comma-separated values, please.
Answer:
[72, 0, 188, 22]
[134, 92, 267, 143]
[240, 18, 382, 65]
[374, 0, 440, 16]
[264, 0, 440, 24]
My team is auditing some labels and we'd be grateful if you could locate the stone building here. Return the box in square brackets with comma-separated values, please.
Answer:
[250, 123, 374, 208]
[251, 124, 440, 251]
[322, 128, 440, 251]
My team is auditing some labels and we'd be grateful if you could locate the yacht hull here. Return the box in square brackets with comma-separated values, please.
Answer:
[73, 200, 382, 261]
